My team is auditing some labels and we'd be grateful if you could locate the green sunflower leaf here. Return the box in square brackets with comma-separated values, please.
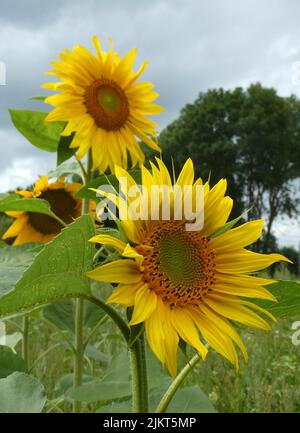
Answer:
[57, 132, 76, 166]
[0, 215, 95, 319]
[48, 161, 83, 179]
[0, 195, 65, 225]
[67, 351, 131, 403]
[0, 372, 46, 413]
[75, 170, 142, 200]
[166, 386, 217, 413]
[0, 245, 35, 297]
[42, 298, 106, 332]
[29, 96, 47, 101]
[0, 346, 26, 378]
[9, 109, 65, 152]
[258, 280, 300, 318]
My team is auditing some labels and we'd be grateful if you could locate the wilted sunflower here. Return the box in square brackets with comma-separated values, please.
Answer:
[43, 36, 163, 173]
[86, 158, 289, 377]
[2, 176, 84, 245]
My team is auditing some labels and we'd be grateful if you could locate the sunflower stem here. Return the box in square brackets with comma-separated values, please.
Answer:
[22, 316, 30, 371]
[155, 353, 200, 413]
[130, 334, 149, 413]
[73, 150, 93, 413]
[51, 213, 67, 228]
[73, 298, 85, 413]
[85, 295, 130, 342]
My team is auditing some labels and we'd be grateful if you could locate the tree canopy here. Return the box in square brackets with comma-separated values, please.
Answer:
[159, 83, 300, 251]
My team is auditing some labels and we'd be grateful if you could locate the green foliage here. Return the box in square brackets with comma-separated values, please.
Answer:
[279, 246, 298, 275]
[260, 280, 300, 318]
[9, 110, 64, 152]
[42, 299, 106, 333]
[57, 132, 76, 166]
[0, 194, 63, 223]
[0, 346, 26, 378]
[0, 372, 46, 413]
[0, 332, 22, 351]
[67, 351, 131, 403]
[0, 245, 35, 296]
[76, 170, 142, 200]
[159, 83, 300, 250]
[194, 316, 300, 412]
[166, 386, 216, 413]
[48, 161, 83, 179]
[0, 216, 95, 318]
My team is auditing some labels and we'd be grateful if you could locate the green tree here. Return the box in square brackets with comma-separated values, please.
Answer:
[160, 88, 245, 217]
[159, 83, 300, 251]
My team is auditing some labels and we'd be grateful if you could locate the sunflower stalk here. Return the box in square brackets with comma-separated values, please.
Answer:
[22, 316, 30, 370]
[155, 353, 200, 413]
[130, 333, 149, 413]
[73, 150, 93, 413]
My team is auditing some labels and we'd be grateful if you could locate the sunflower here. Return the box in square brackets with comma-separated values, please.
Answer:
[42, 36, 163, 173]
[86, 158, 289, 377]
[2, 176, 84, 245]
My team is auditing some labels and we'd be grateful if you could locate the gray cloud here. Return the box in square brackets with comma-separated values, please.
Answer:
[0, 0, 300, 244]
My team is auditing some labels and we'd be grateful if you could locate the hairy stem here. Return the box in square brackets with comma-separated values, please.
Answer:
[130, 334, 149, 413]
[73, 298, 85, 413]
[22, 316, 29, 371]
[73, 150, 93, 413]
[85, 295, 130, 342]
[155, 353, 200, 413]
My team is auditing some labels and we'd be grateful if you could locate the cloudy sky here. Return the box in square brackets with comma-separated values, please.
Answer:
[0, 0, 300, 247]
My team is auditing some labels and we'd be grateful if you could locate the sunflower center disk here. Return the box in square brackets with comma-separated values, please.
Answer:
[137, 223, 216, 307]
[85, 79, 129, 131]
[28, 189, 78, 235]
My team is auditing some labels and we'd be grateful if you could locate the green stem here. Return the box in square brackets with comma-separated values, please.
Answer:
[85, 295, 130, 342]
[83, 314, 108, 349]
[22, 316, 29, 371]
[155, 353, 200, 413]
[77, 160, 87, 182]
[73, 298, 85, 413]
[130, 334, 149, 413]
[29, 343, 61, 373]
[73, 150, 92, 413]
[38, 317, 76, 354]
[51, 213, 67, 228]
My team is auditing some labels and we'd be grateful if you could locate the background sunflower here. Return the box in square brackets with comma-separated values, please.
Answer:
[43, 36, 163, 173]
[2, 176, 83, 245]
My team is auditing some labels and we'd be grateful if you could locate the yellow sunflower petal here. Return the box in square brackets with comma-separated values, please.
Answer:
[169, 307, 208, 359]
[204, 296, 271, 330]
[89, 234, 126, 254]
[86, 259, 142, 284]
[107, 282, 141, 306]
[210, 219, 264, 251]
[2, 215, 28, 239]
[129, 284, 157, 325]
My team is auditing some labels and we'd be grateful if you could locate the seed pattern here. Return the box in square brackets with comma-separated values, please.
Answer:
[136, 221, 216, 307]
[85, 78, 130, 131]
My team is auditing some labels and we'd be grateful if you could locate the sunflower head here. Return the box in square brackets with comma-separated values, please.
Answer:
[86, 158, 290, 377]
[43, 36, 164, 173]
[2, 176, 83, 245]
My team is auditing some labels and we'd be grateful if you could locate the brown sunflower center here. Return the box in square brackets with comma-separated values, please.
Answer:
[28, 189, 78, 235]
[136, 222, 216, 307]
[85, 79, 129, 131]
